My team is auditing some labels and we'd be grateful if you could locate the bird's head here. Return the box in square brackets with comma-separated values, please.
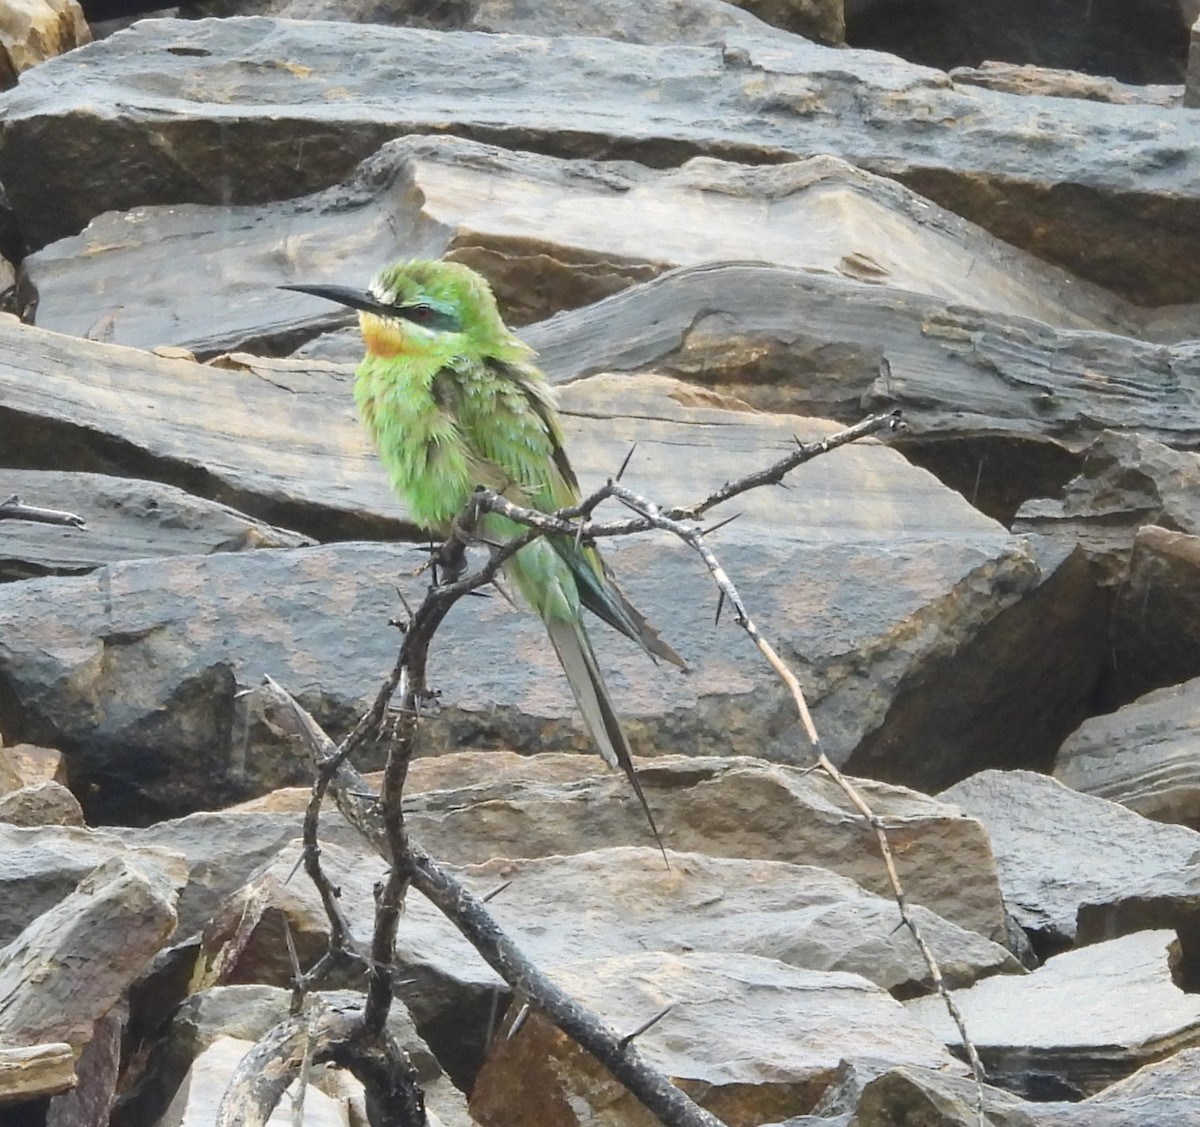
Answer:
[282, 259, 508, 358]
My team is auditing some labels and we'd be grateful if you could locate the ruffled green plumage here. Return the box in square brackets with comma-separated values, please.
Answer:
[348, 259, 685, 852]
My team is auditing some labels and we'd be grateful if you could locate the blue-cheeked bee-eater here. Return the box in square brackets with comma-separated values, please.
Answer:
[284, 260, 686, 851]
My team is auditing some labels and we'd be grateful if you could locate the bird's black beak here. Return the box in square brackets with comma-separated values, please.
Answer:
[280, 283, 390, 318]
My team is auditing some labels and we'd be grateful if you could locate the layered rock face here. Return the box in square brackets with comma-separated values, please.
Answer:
[4, 1, 1200, 1125]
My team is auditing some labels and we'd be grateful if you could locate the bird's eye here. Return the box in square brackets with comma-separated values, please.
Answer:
[408, 304, 435, 322]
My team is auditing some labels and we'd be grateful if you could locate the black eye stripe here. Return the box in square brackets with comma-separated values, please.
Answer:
[394, 303, 461, 332]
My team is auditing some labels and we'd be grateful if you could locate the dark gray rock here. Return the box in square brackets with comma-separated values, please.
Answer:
[1107, 525, 1200, 707]
[0, 469, 313, 582]
[4, 19, 1200, 304]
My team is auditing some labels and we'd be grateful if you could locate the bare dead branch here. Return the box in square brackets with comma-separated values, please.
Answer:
[257, 679, 727, 1127]
[214, 999, 426, 1127]
[0, 494, 86, 528]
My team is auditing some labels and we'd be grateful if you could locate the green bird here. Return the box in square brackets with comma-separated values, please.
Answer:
[283, 260, 686, 850]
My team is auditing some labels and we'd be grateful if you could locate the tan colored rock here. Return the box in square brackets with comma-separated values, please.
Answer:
[0, 746, 22, 794]
[907, 930, 1200, 1099]
[2, 741, 66, 786]
[403, 755, 1010, 944]
[0, 780, 84, 826]
[471, 951, 960, 1125]
[0, 1042, 75, 1106]
[0, 0, 89, 87]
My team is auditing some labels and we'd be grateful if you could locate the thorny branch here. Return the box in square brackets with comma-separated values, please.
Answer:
[253, 407, 986, 1127]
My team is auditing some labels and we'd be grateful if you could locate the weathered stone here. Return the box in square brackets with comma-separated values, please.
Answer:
[25, 137, 1149, 356]
[154, 1034, 348, 1127]
[0, 1042, 76, 1106]
[204, 837, 1014, 999]
[471, 951, 960, 1125]
[0, 823, 187, 944]
[0, 856, 177, 1053]
[907, 930, 1200, 1100]
[423, 262, 1198, 521]
[1107, 525, 1200, 706]
[0, 0, 90, 88]
[0, 320, 394, 542]
[1054, 675, 1200, 828]
[1013, 432, 1200, 582]
[0, 469, 313, 581]
[0, 780, 85, 826]
[951, 61, 1183, 105]
[939, 769, 1200, 947]
[401, 758, 1009, 942]
[4, 19, 1200, 304]
[445, 847, 1021, 995]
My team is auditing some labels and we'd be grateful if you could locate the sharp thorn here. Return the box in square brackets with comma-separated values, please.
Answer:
[616, 443, 638, 482]
[618, 1005, 673, 1049]
[507, 1003, 531, 1041]
[482, 879, 513, 903]
[714, 590, 725, 626]
[700, 512, 741, 537]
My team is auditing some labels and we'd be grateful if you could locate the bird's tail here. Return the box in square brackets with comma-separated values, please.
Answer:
[543, 614, 668, 865]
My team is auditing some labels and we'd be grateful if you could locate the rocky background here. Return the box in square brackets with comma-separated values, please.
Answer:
[4, 0, 1200, 1124]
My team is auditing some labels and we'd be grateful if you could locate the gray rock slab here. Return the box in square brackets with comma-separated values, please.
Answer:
[430, 847, 1021, 995]
[0, 469, 313, 581]
[126, 754, 1010, 947]
[4, 19, 1200, 303]
[907, 930, 1200, 1099]
[1054, 676, 1200, 828]
[294, 260, 1200, 523]
[472, 950, 960, 1122]
[180, 0, 808, 46]
[243, 841, 1016, 997]
[938, 769, 1200, 945]
[22, 136, 1147, 357]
